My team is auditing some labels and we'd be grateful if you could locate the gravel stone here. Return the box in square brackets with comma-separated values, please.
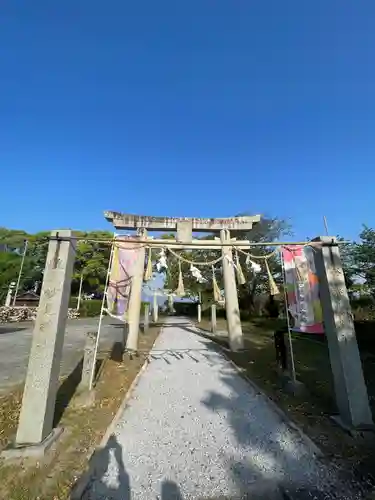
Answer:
[82, 317, 364, 500]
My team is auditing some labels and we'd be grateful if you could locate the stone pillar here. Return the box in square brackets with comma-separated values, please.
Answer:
[220, 229, 243, 351]
[122, 322, 128, 352]
[211, 304, 217, 333]
[126, 229, 147, 352]
[79, 331, 98, 392]
[153, 292, 159, 323]
[313, 236, 373, 428]
[143, 303, 150, 332]
[168, 294, 174, 314]
[15, 230, 76, 446]
[197, 292, 202, 323]
[5, 281, 16, 307]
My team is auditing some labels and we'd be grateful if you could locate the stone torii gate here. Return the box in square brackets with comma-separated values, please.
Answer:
[4, 214, 373, 461]
[105, 211, 261, 352]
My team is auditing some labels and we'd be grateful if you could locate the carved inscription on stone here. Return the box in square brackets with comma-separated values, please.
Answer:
[326, 249, 354, 341]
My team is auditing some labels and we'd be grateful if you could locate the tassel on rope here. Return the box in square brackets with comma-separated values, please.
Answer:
[175, 260, 185, 297]
[144, 247, 153, 281]
[235, 250, 246, 285]
[265, 259, 280, 295]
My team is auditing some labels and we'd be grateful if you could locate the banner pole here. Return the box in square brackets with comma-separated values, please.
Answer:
[88, 236, 116, 390]
[281, 248, 297, 383]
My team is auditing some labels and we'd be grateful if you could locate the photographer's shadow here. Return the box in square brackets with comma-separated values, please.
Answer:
[75, 434, 183, 500]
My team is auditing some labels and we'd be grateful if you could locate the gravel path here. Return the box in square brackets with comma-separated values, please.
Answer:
[81, 317, 363, 500]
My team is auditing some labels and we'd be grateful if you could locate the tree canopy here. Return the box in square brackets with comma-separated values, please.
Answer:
[1, 221, 375, 312]
[160, 215, 292, 312]
[0, 228, 113, 302]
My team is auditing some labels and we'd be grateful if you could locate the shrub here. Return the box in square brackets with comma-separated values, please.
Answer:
[69, 298, 151, 318]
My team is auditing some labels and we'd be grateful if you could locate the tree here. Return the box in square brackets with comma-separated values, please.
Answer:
[159, 214, 292, 313]
[335, 236, 357, 296]
[0, 229, 46, 301]
[0, 228, 114, 303]
[0, 252, 23, 302]
[71, 231, 113, 296]
[348, 226, 375, 297]
[234, 214, 292, 314]
[0, 227, 29, 251]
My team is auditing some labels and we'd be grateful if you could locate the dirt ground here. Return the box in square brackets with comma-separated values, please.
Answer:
[0, 325, 160, 500]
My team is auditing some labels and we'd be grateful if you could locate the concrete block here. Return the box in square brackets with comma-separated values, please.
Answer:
[1, 427, 64, 461]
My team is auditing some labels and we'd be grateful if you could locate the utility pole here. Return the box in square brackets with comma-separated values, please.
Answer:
[76, 273, 84, 311]
[13, 240, 28, 306]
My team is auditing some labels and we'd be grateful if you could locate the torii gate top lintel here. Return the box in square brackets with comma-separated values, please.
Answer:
[104, 211, 261, 233]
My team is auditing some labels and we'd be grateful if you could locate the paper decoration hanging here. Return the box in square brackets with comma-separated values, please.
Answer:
[190, 264, 207, 283]
[246, 254, 262, 274]
[265, 259, 280, 295]
[156, 248, 168, 272]
[144, 247, 153, 281]
[175, 260, 185, 296]
[235, 250, 246, 285]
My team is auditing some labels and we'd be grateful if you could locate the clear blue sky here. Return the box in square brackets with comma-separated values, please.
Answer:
[1, 1, 375, 241]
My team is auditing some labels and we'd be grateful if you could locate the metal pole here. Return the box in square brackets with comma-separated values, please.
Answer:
[77, 272, 84, 311]
[323, 216, 329, 236]
[88, 240, 115, 390]
[281, 249, 297, 383]
[13, 240, 28, 306]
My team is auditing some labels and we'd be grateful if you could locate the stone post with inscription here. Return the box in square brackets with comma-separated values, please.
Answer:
[313, 236, 373, 429]
[12, 230, 76, 453]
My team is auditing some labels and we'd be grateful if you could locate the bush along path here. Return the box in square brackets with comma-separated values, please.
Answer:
[77, 317, 366, 500]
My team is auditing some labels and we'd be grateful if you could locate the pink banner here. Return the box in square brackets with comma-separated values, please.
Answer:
[282, 245, 324, 334]
[106, 238, 141, 321]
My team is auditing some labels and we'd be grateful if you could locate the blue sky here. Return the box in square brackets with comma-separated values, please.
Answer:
[1, 1, 375, 241]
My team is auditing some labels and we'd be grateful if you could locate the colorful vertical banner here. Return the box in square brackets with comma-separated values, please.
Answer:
[282, 245, 324, 334]
[106, 238, 141, 322]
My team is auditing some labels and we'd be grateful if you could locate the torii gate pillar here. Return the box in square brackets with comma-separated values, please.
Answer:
[221, 229, 244, 351]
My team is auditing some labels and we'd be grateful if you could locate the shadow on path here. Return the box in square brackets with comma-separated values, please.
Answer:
[74, 434, 184, 500]
[0, 325, 29, 335]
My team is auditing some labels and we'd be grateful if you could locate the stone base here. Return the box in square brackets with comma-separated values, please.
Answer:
[284, 379, 306, 396]
[1, 427, 64, 460]
[278, 372, 306, 396]
[330, 415, 375, 437]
